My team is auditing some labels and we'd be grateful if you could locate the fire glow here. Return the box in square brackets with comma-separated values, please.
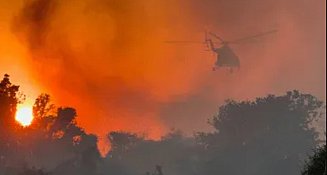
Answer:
[15, 106, 34, 127]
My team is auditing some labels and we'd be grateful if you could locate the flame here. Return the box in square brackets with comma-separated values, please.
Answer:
[15, 105, 34, 127]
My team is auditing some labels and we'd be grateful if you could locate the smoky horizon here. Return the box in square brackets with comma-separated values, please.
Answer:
[0, 0, 325, 175]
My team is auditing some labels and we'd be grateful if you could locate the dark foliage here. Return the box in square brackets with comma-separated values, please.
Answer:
[0, 75, 325, 175]
[0, 74, 22, 167]
[195, 90, 323, 175]
[302, 145, 326, 175]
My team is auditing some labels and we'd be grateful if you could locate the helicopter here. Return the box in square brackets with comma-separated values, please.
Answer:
[165, 29, 278, 72]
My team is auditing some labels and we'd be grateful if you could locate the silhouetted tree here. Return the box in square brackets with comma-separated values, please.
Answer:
[108, 131, 142, 155]
[1, 74, 325, 175]
[196, 90, 324, 175]
[302, 144, 326, 175]
[104, 130, 199, 175]
[0, 74, 21, 134]
[16, 94, 100, 173]
[0, 74, 23, 168]
[33, 94, 55, 119]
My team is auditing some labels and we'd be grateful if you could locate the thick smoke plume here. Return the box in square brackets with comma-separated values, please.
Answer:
[11, 0, 325, 154]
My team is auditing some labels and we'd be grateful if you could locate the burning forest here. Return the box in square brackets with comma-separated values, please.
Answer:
[0, 0, 326, 174]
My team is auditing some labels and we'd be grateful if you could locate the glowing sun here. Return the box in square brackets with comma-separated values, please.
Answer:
[15, 106, 34, 127]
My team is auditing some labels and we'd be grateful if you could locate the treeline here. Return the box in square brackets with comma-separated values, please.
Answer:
[0, 74, 325, 175]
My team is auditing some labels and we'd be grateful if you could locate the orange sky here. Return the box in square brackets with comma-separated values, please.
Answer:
[1, 0, 325, 155]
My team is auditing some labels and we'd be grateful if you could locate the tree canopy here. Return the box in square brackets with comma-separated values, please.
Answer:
[0, 74, 325, 175]
[196, 90, 324, 175]
[302, 144, 326, 175]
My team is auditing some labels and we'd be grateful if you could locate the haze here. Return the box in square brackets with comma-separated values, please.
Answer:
[0, 0, 325, 153]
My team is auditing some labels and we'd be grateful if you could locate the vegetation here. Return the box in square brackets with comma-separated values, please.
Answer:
[0, 74, 325, 175]
[302, 145, 326, 175]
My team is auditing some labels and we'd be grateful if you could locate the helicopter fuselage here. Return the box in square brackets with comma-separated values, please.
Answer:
[212, 44, 240, 69]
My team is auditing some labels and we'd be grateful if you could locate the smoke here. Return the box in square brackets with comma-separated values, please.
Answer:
[11, 0, 204, 154]
[11, 0, 325, 155]
[158, 0, 326, 133]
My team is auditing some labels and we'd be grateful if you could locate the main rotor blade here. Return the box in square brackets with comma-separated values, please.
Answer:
[164, 41, 221, 44]
[164, 41, 205, 44]
[229, 29, 278, 44]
